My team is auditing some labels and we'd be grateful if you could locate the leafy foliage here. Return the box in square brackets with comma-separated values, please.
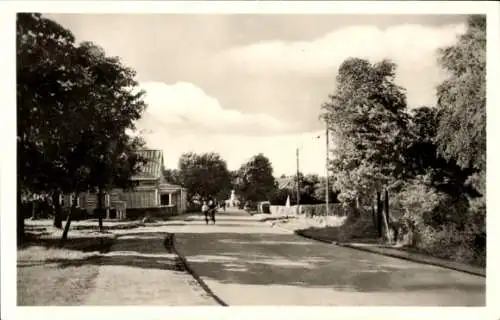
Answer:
[270, 174, 338, 205]
[178, 152, 231, 200]
[236, 154, 277, 202]
[17, 13, 147, 239]
[322, 58, 411, 205]
[319, 15, 486, 266]
[163, 168, 181, 186]
[435, 15, 486, 172]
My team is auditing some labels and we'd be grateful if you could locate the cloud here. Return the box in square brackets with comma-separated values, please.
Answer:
[219, 23, 467, 108]
[131, 81, 328, 175]
[134, 81, 292, 136]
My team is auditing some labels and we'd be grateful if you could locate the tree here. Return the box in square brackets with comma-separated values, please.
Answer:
[163, 168, 181, 185]
[236, 154, 277, 203]
[88, 134, 147, 231]
[312, 176, 339, 204]
[435, 15, 486, 174]
[321, 58, 411, 206]
[404, 106, 478, 199]
[434, 15, 486, 247]
[17, 13, 78, 234]
[17, 13, 148, 244]
[74, 42, 147, 232]
[178, 152, 231, 201]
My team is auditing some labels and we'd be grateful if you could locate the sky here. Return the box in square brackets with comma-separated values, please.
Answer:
[45, 13, 468, 176]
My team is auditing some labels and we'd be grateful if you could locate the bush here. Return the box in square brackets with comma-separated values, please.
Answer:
[186, 202, 201, 213]
[394, 175, 486, 267]
[244, 201, 258, 212]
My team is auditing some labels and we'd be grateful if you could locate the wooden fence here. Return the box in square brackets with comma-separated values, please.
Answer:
[269, 203, 350, 217]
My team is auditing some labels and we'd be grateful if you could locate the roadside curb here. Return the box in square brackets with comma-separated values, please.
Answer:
[294, 230, 334, 245]
[271, 223, 485, 278]
[336, 243, 486, 278]
[171, 233, 228, 306]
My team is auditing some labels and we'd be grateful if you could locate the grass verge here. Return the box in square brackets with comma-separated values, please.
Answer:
[18, 224, 117, 305]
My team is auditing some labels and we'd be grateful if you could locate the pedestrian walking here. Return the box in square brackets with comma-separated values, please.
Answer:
[220, 200, 226, 212]
[202, 200, 209, 225]
[208, 198, 216, 224]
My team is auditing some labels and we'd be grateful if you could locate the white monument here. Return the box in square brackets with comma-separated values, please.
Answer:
[285, 195, 291, 207]
[230, 190, 236, 207]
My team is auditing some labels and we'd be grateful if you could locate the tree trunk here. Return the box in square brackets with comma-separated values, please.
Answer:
[97, 189, 104, 232]
[371, 200, 377, 230]
[30, 198, 38, 220]
[382, 189, 391, 244]
[53, 192, 63, 229]
[60, 192, 77, 247]
[376, 191, 383, 237]
[17, 192, 24, 246]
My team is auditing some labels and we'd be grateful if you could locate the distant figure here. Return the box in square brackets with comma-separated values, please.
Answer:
[208, 198, 216, 224]
[202, 200, 209, 225]
[220, 200, 226, 212]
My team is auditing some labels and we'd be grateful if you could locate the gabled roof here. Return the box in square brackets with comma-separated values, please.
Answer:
[132, 149, 163, 180]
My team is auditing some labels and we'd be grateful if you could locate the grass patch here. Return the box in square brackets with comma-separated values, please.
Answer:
[22, 223, 116, 253]
[25, 219, 146, 231]
[295, 213, 379, 244]
[17, 246, 103, 306]
[18, 246, 102, 263]
[18, 263, 100, 306]
[18, 223, 116, 306]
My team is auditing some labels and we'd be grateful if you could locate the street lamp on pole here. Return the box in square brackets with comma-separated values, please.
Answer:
[296, 147, 300, 215]
[295, 133, 322, 215]
[325, 122, 330, 216]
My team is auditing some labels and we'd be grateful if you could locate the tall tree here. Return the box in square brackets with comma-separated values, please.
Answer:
[178, 152, 231, 200]
[17, 13, 148, 243]
[434, 14, 486, 239]
[17, 13, 77, 233]
[236, 154, 277, 202]
[435, 15, 486, 174]
[321, 58, 411, 206]
[74, 42, 147, 232]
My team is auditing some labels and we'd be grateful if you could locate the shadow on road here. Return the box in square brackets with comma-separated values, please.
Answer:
[174, 231, 485, 294]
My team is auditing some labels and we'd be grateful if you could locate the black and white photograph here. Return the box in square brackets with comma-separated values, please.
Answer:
[1, 1, 499, 318]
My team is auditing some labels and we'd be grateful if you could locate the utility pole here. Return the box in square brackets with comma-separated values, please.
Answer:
[325, 123, 330, 216]
[296, 147, 300, 215]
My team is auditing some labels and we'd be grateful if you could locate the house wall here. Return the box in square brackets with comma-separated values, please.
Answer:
[122, 189, 158, 209]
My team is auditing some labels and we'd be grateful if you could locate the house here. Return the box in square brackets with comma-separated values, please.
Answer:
[122, 149, 187, 213]
[64, 149, 187, 219]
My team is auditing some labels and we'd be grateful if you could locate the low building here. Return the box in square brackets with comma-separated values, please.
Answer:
[64, 149, 187, 219]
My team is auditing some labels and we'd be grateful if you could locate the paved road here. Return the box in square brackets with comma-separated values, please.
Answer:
[170, 209, 485, 306]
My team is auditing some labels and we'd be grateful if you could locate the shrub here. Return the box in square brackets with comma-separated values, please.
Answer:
[186, 202, 201, 213]
[394, 175, 486, 267]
